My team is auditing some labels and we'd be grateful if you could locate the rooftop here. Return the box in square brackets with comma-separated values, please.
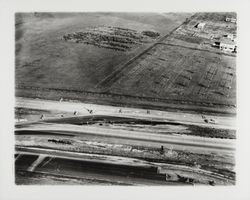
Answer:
[218, 38, 236, 45]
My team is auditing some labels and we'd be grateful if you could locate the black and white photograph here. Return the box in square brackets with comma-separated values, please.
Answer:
[1, 0, 250, 199]
[14, 11, 237, 186]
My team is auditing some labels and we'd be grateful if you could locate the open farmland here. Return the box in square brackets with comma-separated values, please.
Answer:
[101, 12, 237, 112]
[108, 43, 236, 107]
[16, 12, 190, 92]
[15, 12, 236, 114]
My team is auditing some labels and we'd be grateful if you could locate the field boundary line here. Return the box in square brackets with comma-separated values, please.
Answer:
[157, 42, 236, 57]
[16, 84, 236, 109]
[95, 14, 198, 89]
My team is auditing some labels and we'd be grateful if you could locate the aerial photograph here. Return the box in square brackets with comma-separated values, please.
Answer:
[15, 12, 236, 185]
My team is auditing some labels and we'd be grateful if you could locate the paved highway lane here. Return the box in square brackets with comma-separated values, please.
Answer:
[16, 122, 235, 154]
[16, 97, 236, 129]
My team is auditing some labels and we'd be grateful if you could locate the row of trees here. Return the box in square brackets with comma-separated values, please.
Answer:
[62, 27, 160, 51]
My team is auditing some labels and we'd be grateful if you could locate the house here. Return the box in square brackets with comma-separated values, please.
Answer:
[15, 118, 27, 123]
[219, 40, 236, 52]
[196, 22, 206, 29]
[225, 17, 237, 23]
[214, 39, 236, 52]
[224, 34, 236, 41]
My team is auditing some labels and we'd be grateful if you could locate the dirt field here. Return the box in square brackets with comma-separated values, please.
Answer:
[16, 12, 189, 91]
[109, 43, 236, 106]
[16, 12, 236, 114]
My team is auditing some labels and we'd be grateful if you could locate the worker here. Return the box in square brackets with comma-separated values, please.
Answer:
[209, 180, 215, 186]
[160, 145, 164, 154]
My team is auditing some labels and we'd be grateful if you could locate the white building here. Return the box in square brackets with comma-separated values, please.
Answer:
[15, 118, 27, 123]
[196, 22, 206, 29]
[225, 17, 236, 23]
[224, 34, 236, 41]
[215, 39, 236, 52]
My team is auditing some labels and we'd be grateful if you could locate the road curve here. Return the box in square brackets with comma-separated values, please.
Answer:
[16, 97, 236, 129]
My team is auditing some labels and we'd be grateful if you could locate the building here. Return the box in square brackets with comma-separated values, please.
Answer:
[224, 34, 236, 41]
[15, 118, 27, 123]
[225, 17, 237, 23]
[214, 39, 236, 52]
[196, 22, 206, 29]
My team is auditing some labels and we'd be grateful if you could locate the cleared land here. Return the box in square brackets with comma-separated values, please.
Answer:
[108, 43, 236, 106]
[16, 12, 190, 92]
[106, 12, 236, 109]
[15, 12, 236, 113]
